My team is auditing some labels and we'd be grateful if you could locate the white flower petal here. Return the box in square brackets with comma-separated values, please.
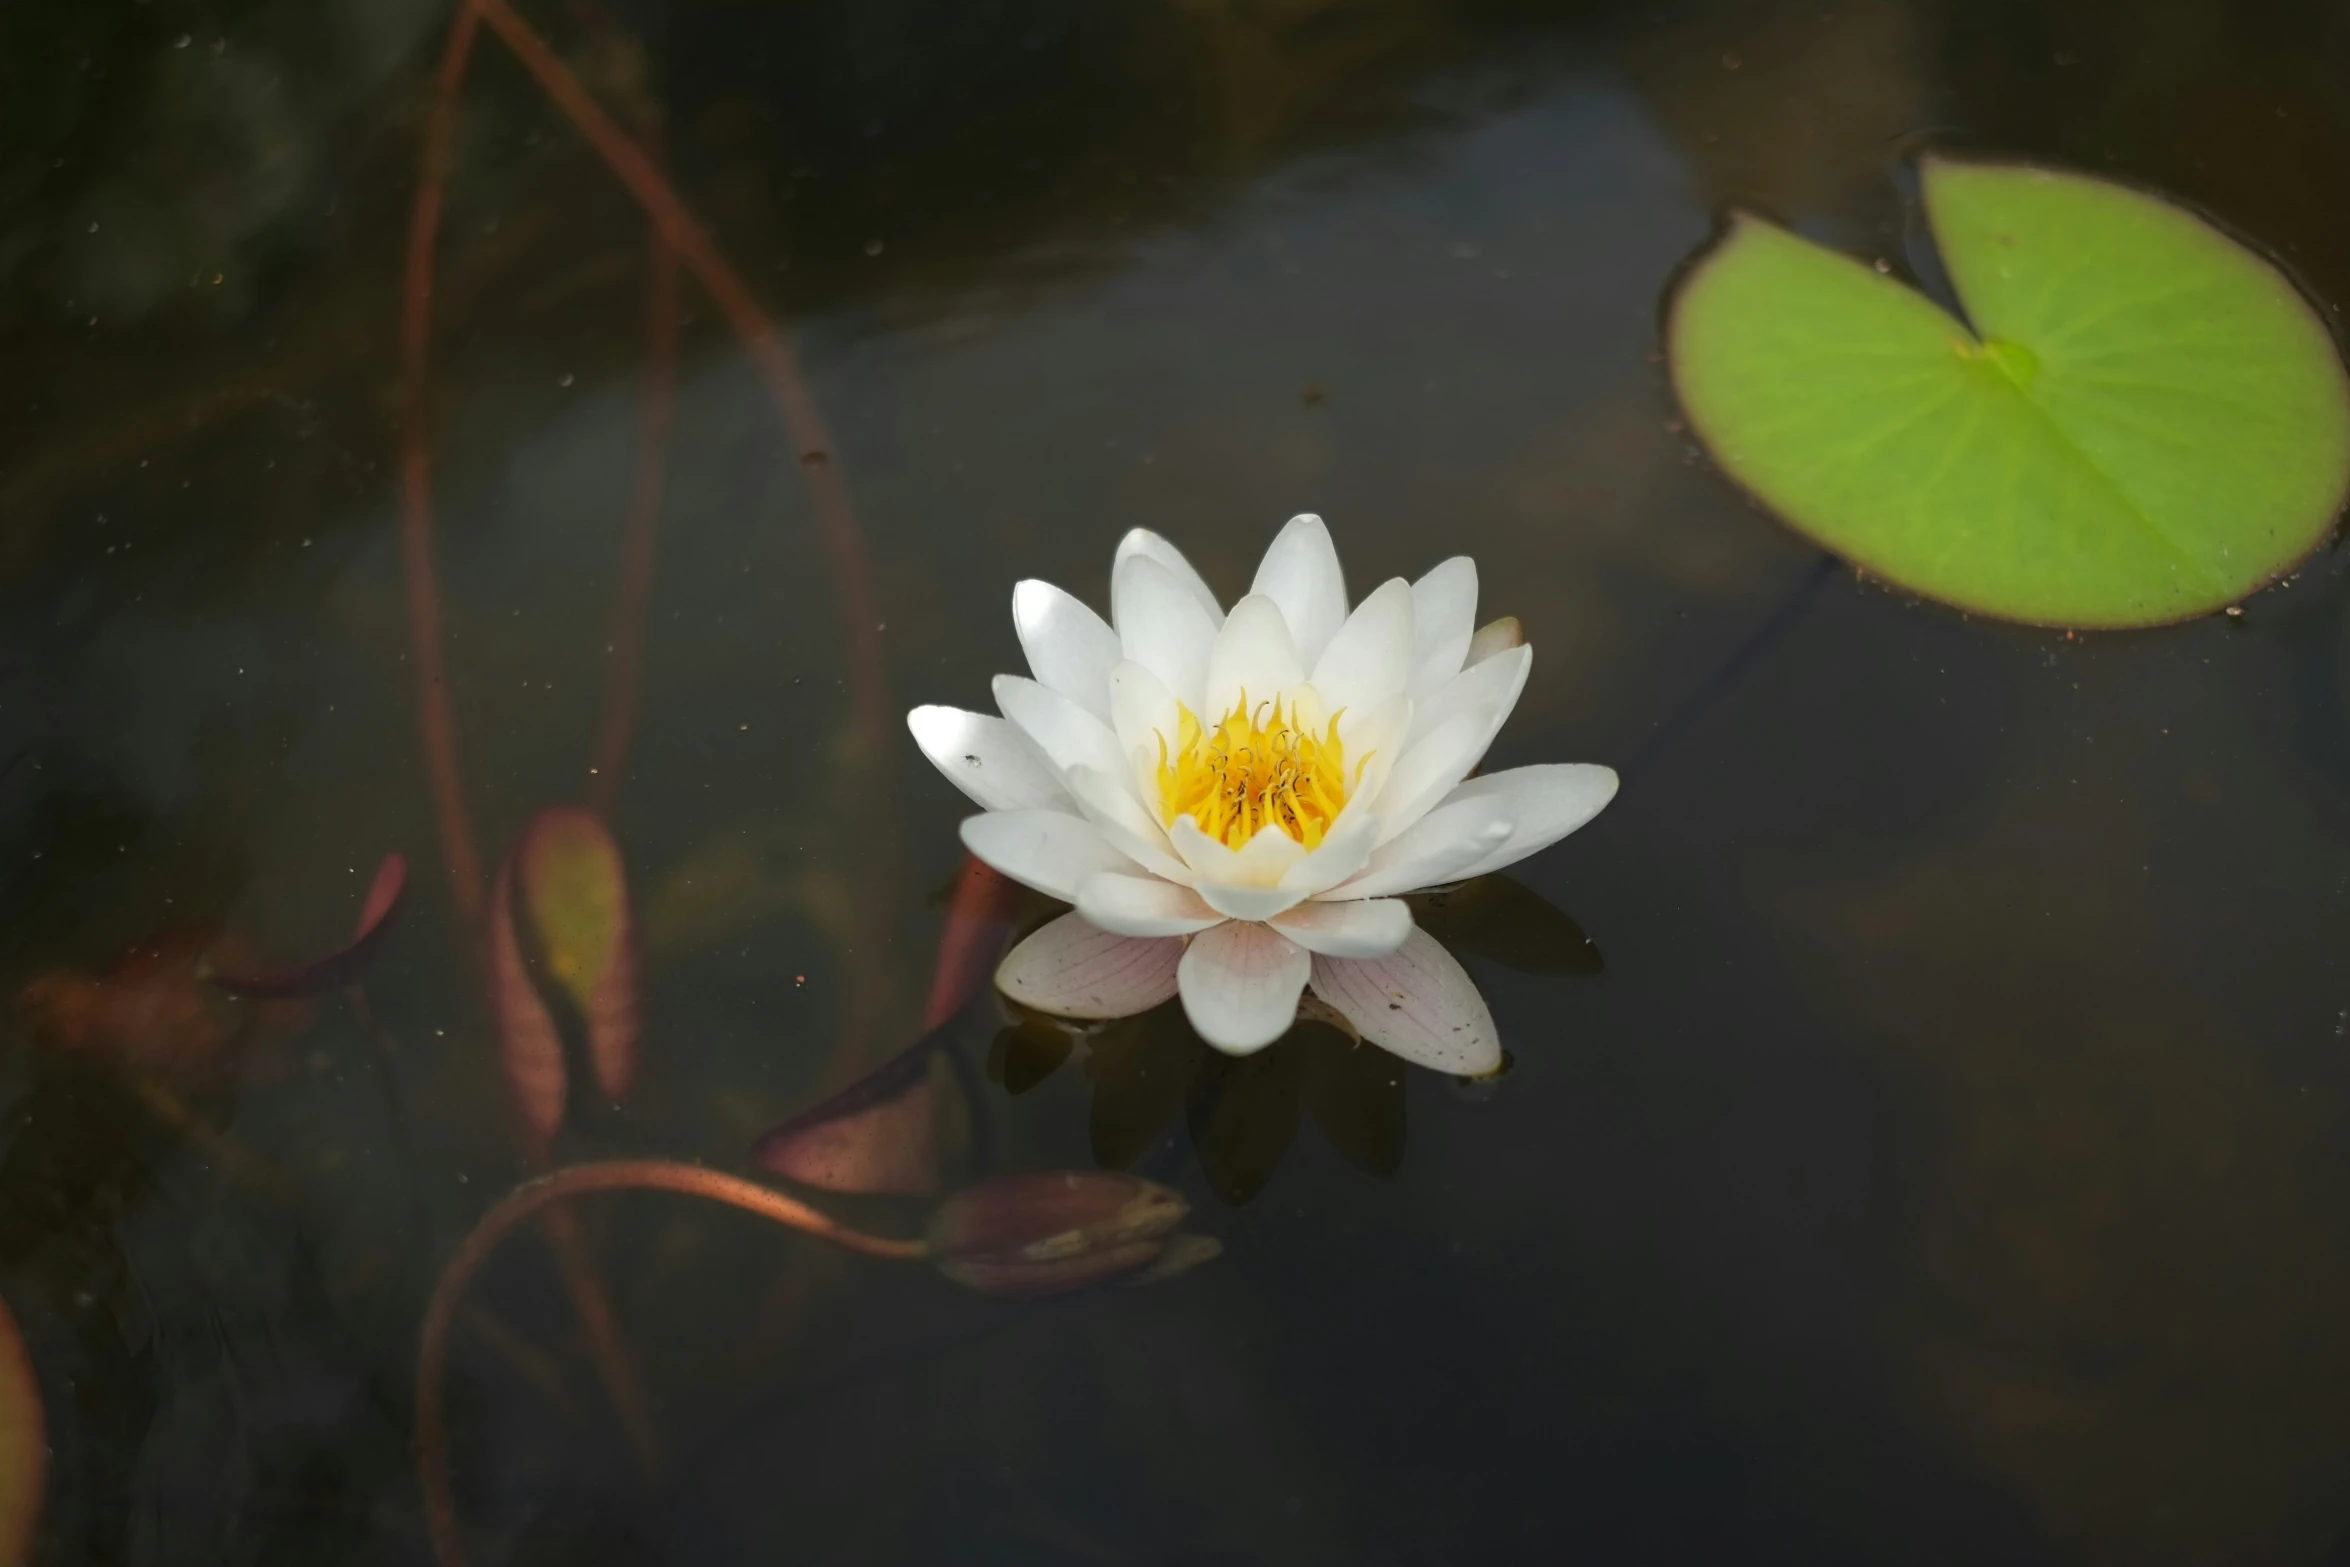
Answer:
[997, 913, 1182, 1019]
[992, 675, 1128, 783]
[960, 810, 1132, 902]
[1275, 806, 1381, 900]
[1374, 644, 1533, 844]
[1178, 919, 1310, 1054]
[1407, 557, 1478, 699]
[1435, 764, 1620, 882]
[1249, 514, 1348, 667]
[1167, 820, 1312, 921]
[1065, 765, 1192, 884]
[1465, 615, 1523, 667]
[1310, 928, 1499, 1075]
[1108, 659, 1178, 751]
[1335, 688, 1412, 756]
[906, 707, 1072, 814]
[1270, 897, 1412, 957]
[1334, 795, 1515, 900]
[1330, 691, 1412, 821]
[1075, 872, 1224, 937]
[1013, 580, 1122, 722]
[1372, 711, 1509, 849]
[1112, 555, 1221, 709]
[1194, 880, 1310, 922]
[1202, 593, 1305, 721]
[1114, 528, 1223, 624]
[1309, 577, 1416, 720]
[1403, 641, 1530, 750]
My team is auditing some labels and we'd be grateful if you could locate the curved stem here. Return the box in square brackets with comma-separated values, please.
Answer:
[416, 1158, 926, 1567]
[399, 3, 487, 926]
[464, 0, 890, 754]
[464, 0, 904, 1079]
[588, 197, 677, 812]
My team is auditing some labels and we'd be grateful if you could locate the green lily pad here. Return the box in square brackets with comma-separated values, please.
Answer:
[1668, 157, 2350, 627]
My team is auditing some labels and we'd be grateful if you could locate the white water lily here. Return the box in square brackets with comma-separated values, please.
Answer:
[907, 516, 1617, 1073]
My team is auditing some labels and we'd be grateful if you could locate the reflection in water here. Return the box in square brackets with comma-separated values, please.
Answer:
[9, 0, 2350, 1560]
[990, 867, 1600, 1203]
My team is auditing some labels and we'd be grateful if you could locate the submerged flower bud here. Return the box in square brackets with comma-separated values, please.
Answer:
[927, 1170, 1192, 1297]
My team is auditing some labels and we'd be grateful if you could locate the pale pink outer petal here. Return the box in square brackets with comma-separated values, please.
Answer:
[1076, 872, 1225, 937]
[1310, 927, 1500, 1075]
[1178, 918, 1312, 1054]
[997, 913, 1184, 1019]
[1013, 579, 1123, 722]
[1249, 514, 1349, 667]
[907, 707, 1073, 813]
[1269, 896, 1413, 957]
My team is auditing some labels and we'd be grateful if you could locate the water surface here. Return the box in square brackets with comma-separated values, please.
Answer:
[7, 1, 2350, 1562]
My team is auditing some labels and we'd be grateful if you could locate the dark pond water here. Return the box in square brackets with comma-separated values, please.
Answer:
[9, 0, 2350, 1562]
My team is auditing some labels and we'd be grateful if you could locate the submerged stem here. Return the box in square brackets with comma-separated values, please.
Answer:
[415, 1158, 926, 1567]
[398, 3, 487, 927]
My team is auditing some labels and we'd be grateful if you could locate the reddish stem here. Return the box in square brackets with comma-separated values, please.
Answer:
[399, 3, 488, 927]
[588, 142, 679, 813]
[538, 1197, 665, 1476]
[465, 0, 891, 753]
[466, 0, 902, 1079]
[921, 855, 1019, 1031]
[415, 1159, 925, 1567]
[401, 0, 665, 1486]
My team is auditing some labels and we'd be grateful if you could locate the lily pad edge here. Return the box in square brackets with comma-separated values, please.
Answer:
[1665, 154, 2350, 632]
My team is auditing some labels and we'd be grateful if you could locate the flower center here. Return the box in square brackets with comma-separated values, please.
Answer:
[1154, 692, 1360, 849]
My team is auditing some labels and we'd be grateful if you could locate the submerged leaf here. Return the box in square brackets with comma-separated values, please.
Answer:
[986, 1019, 1074, 1096]
[1084, 1010, 1198, 1171]
[1300, 1027, 1406, 1179]
[20, 930, 309, 1092]
[751, 987, 999, 1196]
[1668, 157, 2350, 627]
[1187, 1039, 1302, 1205]
[752, 1032, 946, 1196]
[491, 808, 641, 1147]
[489, 865, 566, 1146]
[921, 855, 1023, 1030]
[515, 808, 640, 1104]
[0, 1289, 40, 1567]
[211, 853, 408, 997]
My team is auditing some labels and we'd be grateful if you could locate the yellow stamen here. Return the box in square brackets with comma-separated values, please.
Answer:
[1154, 691, 1363, 849]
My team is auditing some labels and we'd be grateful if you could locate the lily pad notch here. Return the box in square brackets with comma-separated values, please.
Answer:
[1667, 156, 2350, 628]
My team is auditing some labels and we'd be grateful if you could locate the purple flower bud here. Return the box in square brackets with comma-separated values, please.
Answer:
[927, 1171, 1193, 1297]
